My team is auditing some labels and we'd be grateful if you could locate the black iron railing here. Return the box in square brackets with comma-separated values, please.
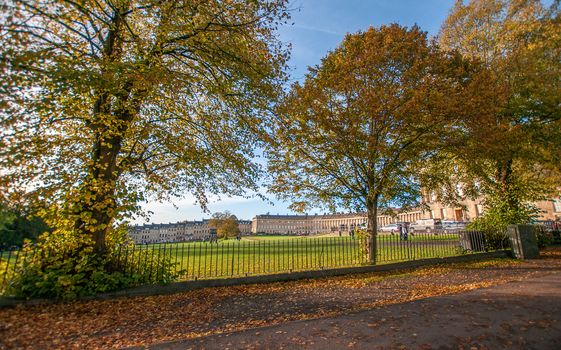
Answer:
[0, 230, 500, 295]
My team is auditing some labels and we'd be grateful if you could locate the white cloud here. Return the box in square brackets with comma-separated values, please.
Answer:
[292, 24, 341, 36]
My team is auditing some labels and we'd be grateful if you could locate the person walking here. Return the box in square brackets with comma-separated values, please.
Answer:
[399, 224, 406, 241]
[400, 224, 409, 241]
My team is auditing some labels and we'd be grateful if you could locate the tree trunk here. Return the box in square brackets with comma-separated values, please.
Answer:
[76, 81, 148, 254]
[74, 132, 124, 254]
[72, 5, 159, 254]
[366, 204, 378, 264]
[72, 6, 129, 255]
[496, 157, 518, 212]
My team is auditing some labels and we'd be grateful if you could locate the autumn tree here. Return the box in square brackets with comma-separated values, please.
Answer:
[437, 0, 561, 226]
[268, 25, 485, 263]
[0, 0, 290, 254]
[209, 211, 240, 239]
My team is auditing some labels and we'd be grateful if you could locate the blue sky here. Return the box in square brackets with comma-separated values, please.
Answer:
[280, 0, 455, 81]
[134, 0, 456, 224]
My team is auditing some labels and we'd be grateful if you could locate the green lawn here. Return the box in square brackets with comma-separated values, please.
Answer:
[132, 234, 465, 280]
[0, 233, 471, 287]
[241, 235, 305, 241]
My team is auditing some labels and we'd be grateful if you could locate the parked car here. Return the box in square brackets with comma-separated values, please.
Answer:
[441, 220, 468, 232]
[380, 223, 399, 233]
[409, 219, 442, 233]
[379, 222, 410, 234]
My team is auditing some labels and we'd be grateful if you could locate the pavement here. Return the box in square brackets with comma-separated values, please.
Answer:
[149, 271, 561, 350]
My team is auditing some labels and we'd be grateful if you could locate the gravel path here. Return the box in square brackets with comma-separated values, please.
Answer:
[154, 272, 561, 350]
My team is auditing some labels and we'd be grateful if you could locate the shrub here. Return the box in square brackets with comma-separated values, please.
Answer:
[552, 230, 561, 243]
[354, 229, 370, 261]
[109, 245, 180, 285]
[0, 257, 14, 295]
[484, 229, 510, 250]
[466, 195, 542, 251]
[469, 220, 554, 251]
[534, 225, 553, 248]
[466, 218, 505, 250]
[6, 229, 179, 299]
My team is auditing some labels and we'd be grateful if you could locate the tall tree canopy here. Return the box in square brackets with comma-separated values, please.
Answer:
[267, 25, 487, 263]
[436, 0, 561, 223]
[0, 0, 290, 253]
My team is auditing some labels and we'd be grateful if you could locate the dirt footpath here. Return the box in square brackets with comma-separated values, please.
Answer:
[2, 248, 561, 349]
[151, 272, 561, 350]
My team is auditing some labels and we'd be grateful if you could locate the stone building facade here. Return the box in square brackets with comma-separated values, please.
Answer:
[535, 199, 561, 220]
[421, 190, 561, 221]
[129, 194, 561, 243]
[251, 213, 366, 235]
[250, 196, 561, 235]
[129, 220, 213, 244]
[238, 220, 253, 235]
[130, 218, 254, 244]
[251, 211, 426, 235]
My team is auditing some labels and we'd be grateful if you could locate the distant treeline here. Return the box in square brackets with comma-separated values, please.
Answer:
[0, 206, 50, 249]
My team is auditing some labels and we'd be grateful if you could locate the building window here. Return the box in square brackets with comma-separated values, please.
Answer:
[476, 204, 484, 216]
[430, 191, 437, 202]
[554, 199, 561, 213]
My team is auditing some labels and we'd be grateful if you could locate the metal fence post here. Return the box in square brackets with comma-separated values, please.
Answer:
[231, 240, 235, 276]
